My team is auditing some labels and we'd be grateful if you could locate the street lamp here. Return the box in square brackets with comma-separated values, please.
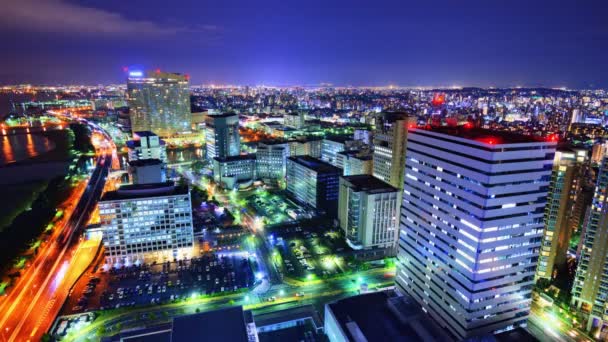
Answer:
[2, 327, 10, 342]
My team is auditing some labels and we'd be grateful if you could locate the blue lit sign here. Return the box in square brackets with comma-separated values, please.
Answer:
[129, 71, 143, 77]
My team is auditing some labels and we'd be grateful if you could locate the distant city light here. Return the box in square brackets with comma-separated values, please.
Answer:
[129, 71, 143, 77]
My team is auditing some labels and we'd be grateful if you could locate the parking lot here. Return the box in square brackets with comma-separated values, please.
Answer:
[247, 191, 311, 225]
[266, 223, 350, 280]
[63, 253, 254, 315]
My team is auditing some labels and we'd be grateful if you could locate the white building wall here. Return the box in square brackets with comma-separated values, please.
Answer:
[396, 129, 555, 340]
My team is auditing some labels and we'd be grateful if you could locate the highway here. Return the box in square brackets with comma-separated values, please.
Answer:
[0, 153, 110, 342]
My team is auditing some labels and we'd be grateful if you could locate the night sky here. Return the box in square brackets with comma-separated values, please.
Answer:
[1, 0, 607, 88]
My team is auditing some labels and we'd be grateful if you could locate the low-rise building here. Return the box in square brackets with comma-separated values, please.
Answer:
[338, 175, 399, 250]
[126, 131, 167, 163]
[213, 154, 256, 189]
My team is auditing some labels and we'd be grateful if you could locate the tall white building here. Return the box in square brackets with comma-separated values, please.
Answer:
[98, 181, 194, 266]
[338, 175, 399, 250]
[396, 126, 555, 340]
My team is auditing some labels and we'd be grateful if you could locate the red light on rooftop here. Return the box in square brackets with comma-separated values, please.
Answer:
[185, 74, 190, 80]
[122, 66, 129, 72]
[155, 68, 161, 74]
[431, 93, 445, 107]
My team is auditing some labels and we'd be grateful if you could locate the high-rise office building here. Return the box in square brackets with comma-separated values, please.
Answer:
[205, 113, 240, 161]
[127, 70, 191, 137]
[396, 126, 555, 340]
[572, 156, 608, 333]
[256, 141, 290, 181]
[286, 156, 341, 217]
[338, 175, 399, 250]
[98, 181, 194, 266]
[536, 148, 588, 280]
[372, 112, 416, 189]
[126, 131, 167, 163]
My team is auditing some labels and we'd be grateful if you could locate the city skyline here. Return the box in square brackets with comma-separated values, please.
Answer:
[0, 0, 607, 88]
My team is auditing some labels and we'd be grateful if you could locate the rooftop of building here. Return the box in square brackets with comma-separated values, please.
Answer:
[341, 175, 398, 193]
[207, 112, 239, 118]
[103, 307, 253, 342]
[493, 327, 538, 342]
[376, 111, 415, 122]
[101, 181, 188, 201]
[325, 135, 353, 144]
[414, 125, 556, 145]
[133, 130, 159, 137]
[128, 158, 163, 167]
[213, 154, 256, 162]
[337, 150, 372, 160]
[287, 155, 342, 174]
[171, 306, 251, 342]
[327, 291, 446, 342]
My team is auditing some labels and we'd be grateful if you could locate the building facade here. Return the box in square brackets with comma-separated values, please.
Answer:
[286, 156, 341, 217]
[127, 71, 191, 137]
[336, 150, 373, 176]
[256, 141, 290, 181]
[536, 148, 588, 280]
[98, 182, 194, 266]
[372, 112, 416, 189]
[284, 112, 305, 129]
[338, 175, 399, 250]
[396, 127, 555, 340]
[572, 156, 608, 333]
[205, 113, 240, 161]
[126, 131, 167, 163]
[213, 155, 256, 189]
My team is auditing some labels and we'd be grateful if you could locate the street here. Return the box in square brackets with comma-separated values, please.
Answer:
[0, 154, 109, 342]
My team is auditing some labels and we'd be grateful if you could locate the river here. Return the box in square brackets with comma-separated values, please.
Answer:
[0, 133, 56, 165]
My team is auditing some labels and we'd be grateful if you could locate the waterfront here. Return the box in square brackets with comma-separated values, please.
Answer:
[0, 133, 55, 165]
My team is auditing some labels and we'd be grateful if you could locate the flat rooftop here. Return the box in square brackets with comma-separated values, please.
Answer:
[415, 125, 552, 145]
[213, 154, 256, 162]
[101, 181, 188, 201]
[207, 112, 239, 118]
[377, 111, 414, 122]
[338, 150, 372, 160]
[133, 131, 159, 138]
[342, 175, 398, 193]
[171, 306, 250, 342]
[287, 156, 342, 174]
[325, 135, 353, 144]
[327, 292, 445, 342]
[128, 158, 163, 167]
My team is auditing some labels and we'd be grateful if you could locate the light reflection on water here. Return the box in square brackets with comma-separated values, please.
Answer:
[0, 133, 55, 165]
